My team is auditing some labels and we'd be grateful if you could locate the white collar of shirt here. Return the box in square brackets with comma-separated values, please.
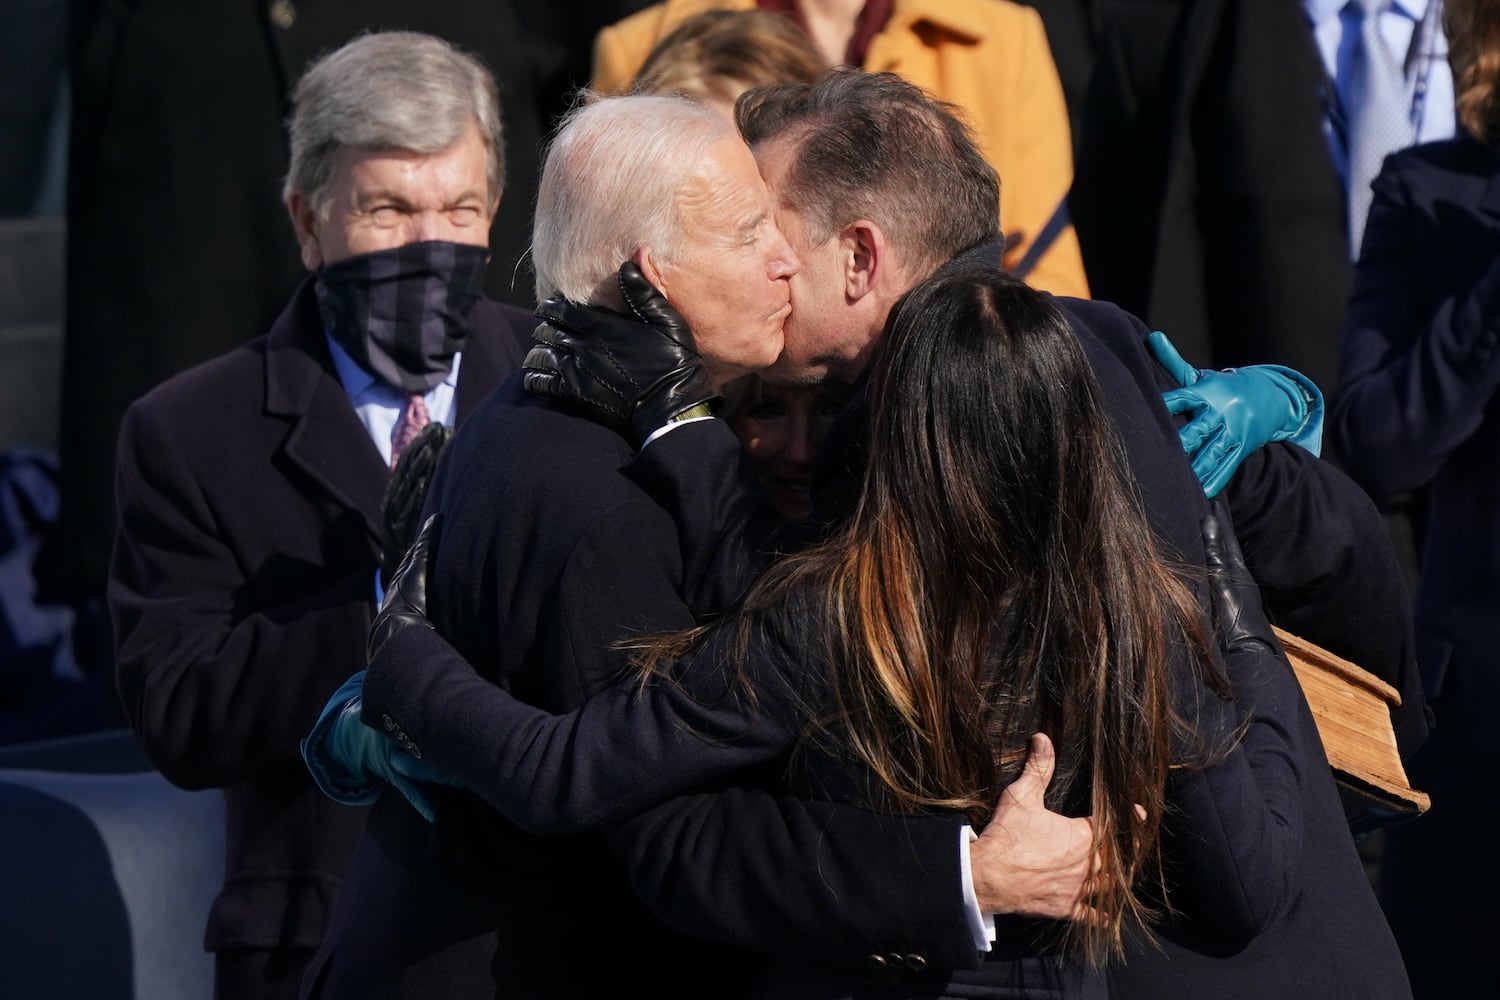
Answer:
[324, 332, 462, 466]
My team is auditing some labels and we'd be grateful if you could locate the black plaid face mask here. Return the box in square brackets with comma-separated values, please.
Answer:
[315, 240, 488, 392]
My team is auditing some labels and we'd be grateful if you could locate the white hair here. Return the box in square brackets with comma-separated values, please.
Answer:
[531, 93, 735, 304]
[283, 31, 504, 215]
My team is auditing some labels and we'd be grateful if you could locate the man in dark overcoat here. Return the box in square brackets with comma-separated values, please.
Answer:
[45, 0, 547, 615]
[108, 33, 535, 1000]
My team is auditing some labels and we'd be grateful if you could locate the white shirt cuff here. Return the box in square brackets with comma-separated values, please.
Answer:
[961, 825, 996, 952]
[640, 414, 716, 449]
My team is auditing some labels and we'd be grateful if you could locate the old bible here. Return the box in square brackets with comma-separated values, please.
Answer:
[1273, 626, 1429, 835]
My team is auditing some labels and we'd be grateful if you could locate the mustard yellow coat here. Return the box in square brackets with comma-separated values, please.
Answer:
[592, 0, 1090, 298]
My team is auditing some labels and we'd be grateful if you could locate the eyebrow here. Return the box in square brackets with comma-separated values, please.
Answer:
[445, 188, 489, 208]
[354, 188, 413, 210]
[354, 188, 488, 210]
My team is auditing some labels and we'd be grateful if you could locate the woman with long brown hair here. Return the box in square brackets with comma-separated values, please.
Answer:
[329, 266, 1405, 996]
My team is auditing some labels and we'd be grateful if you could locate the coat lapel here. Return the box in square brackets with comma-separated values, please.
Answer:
[454, 323, 507, 425]
[263, 279, 387, 545]
[1476, 140, 1500, 223]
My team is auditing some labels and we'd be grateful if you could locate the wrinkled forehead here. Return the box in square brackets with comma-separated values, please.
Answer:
[675, 136, 773, 237]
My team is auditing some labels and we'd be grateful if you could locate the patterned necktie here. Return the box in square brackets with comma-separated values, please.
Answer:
[390, 394, 431, 470]
[1345, 0, 1411, 258]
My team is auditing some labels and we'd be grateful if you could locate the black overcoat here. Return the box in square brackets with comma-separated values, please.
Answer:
[110, 279, 532, 963]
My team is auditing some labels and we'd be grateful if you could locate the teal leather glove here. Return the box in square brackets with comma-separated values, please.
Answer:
[301, 671, 459, 822]
[1149, 331, 1324, 498]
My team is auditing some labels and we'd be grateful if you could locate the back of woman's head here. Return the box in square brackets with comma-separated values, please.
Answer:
[778, 267, 1206, 963]
[865, 267, 1108, 570]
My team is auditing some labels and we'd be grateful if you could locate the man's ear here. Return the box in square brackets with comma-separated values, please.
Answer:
[843, 220, 891, 302]
[287, 191, 324, 271]
[633, 246, 670, 298]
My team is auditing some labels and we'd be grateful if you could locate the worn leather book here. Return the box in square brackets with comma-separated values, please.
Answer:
[1273, 626, 1430, 836]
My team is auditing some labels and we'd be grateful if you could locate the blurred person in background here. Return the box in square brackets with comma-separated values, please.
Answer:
[1328, 1, 1500, 993]
[1072, 0, 1453, 406]
[632, 7, 829, 113]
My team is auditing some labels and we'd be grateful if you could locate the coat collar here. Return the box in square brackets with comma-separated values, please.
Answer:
[883, 0, 987, 42]
[1468, 135, 1500, 221]
[263, 278, 387, 543]
[451, 304, 510, 424]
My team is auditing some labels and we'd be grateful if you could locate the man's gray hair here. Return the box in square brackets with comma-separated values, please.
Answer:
[531, 94, 734, 304]
[284, 32, 504, 215]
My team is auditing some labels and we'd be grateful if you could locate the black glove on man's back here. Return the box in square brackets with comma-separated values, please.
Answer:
[524, 262, 720, 449]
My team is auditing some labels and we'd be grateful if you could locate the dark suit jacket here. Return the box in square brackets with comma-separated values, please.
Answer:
[1331, 135, 1500, 711]
[48, 0, 546, 599]
[109, 279, 532, 961]
[1070, 0, 1350, 397]
[304, 380, 979, 997]
[1328, 132, 1500, 1000]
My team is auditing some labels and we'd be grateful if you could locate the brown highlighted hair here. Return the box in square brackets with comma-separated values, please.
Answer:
[1447, 0, 1500, 142]
[642, 268, 1212, 963]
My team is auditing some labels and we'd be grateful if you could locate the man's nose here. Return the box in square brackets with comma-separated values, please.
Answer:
[768, 229, 800, 279]
[411, 211, 451, 244]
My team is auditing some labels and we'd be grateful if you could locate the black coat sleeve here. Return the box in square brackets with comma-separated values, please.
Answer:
[361, 588, 983, 969]
[1161, 643, 1307, 948]
[1221, 442, 1427, 754]
[607, 785, 979, 970]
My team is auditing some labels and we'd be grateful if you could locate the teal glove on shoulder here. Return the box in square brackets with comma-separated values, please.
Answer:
[1149, 331, 1324, 498]
[301, 670, 459, 822]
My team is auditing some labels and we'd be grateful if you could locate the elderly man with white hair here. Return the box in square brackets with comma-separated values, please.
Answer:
[108, 31, 537, 1000]
[301, 90, 817, 998]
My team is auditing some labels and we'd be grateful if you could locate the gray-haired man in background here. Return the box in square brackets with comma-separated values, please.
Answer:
[108, 32, 536, 999]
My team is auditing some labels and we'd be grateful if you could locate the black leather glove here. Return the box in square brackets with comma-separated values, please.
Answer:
[524, 262, 720, 448]
[1201, 499, 1280, 658]
[369, 512, 440, 663]
[381, 422, 452, 585]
